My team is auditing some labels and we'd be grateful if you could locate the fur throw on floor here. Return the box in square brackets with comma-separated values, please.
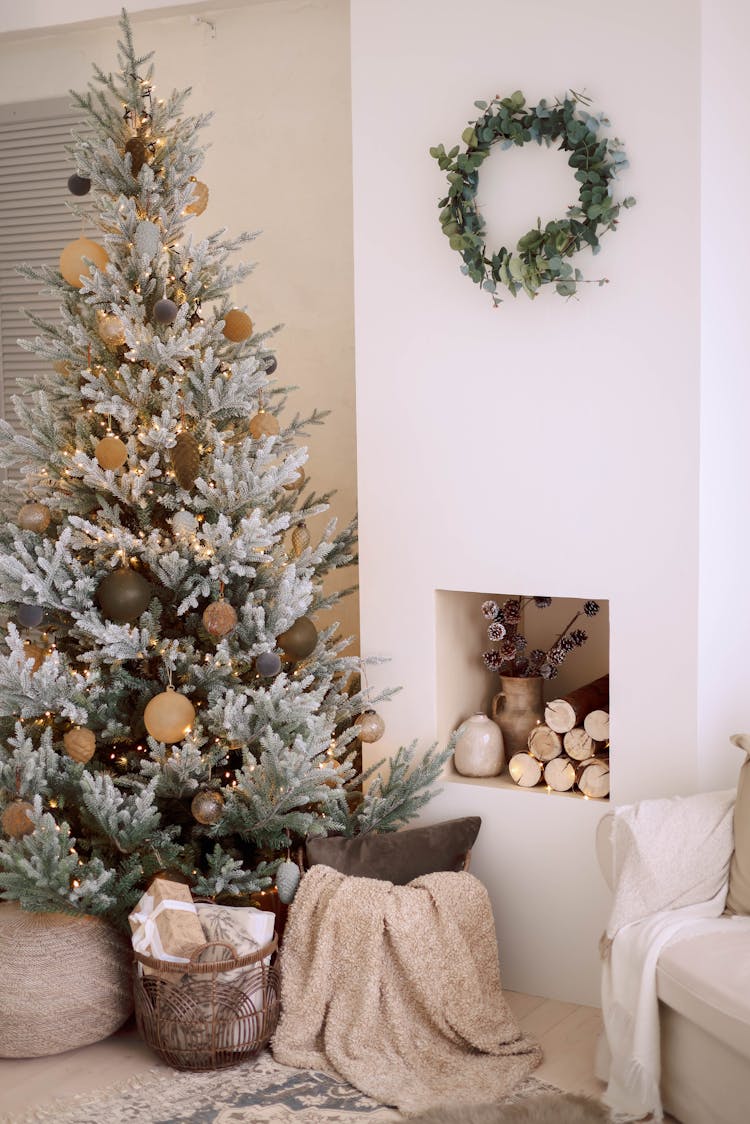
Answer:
[411, 1091, 610, 1123]
[272, 866, 542, 1116]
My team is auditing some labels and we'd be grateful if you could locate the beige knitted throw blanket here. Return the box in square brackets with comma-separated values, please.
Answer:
[272, 865, 542, 1116]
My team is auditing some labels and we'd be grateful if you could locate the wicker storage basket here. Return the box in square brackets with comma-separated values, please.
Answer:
[133, 935, 280, 1070]
[0, 901, 133, 1058]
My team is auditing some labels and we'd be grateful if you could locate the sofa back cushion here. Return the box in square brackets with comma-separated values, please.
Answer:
[726, 734, 750, 915]
[305, 816, 481, 884]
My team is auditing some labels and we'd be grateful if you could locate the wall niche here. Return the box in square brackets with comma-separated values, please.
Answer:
[435, 589, 610, 800]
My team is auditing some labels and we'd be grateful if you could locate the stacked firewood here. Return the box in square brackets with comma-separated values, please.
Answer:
[508, 675, 610, 798]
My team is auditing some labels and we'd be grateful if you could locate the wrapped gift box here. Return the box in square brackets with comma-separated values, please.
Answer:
[129, 877, 205, 975]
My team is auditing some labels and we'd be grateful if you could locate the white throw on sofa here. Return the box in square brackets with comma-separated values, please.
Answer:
[596, 788, 750, 1124]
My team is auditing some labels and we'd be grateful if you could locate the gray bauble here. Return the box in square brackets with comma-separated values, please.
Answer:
[264, 355, 278, 375]
[16, 603, 44, 628]
[96, 568, 152, 623]
[154, 298, 178, 325]
[278, 616, 318, 660]
[256, 651, 282, 678]
[67, 174, 91, 196]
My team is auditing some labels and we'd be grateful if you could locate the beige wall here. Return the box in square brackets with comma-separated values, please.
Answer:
[0, 0, 359, 648]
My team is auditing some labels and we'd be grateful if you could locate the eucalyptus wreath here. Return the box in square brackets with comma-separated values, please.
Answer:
[430, 90, 635, 304]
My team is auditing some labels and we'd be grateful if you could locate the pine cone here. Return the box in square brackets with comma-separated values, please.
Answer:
[569, 628, 588, 647]
[514, 634, 526, 651]
[583, 600, 600, 617]
[529, 649, 545, 664]
[172, 431, 201, 490]
[481, 600, 499, 621]
[487, 620, 506, 642]
[500, 638, 516, 659]
[503, 599, 521, 623]
[533, 596, 552, 608]
[483, 650, 504, 671]
[560, 635, 576, 653]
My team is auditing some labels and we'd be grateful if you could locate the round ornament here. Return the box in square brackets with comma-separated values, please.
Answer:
[97, 312, 126, 350]
[171, 431, 201, 490]
[222, 309, 253, 343]
[171, 509, 198, 539]
[190, 788, 225, 825]
[144, 688, 196, 744]
[96, 568, 151, 624]
[276, 859, 301, 905]
[16, 603, 44, 628]
[134, 220, 161, 260]
[264, 355, 278, 376]
[59, 238, 109, 289]
[63, 726, 96, 764]
[256, 651, 282, 678]
[154, 298, 178, 325]
[291, 523, 310, 557]
[2, 800, 35, 839]
[202, 598, 238, 639]
[17, 502, 51, 533]
[185, 179, 209, 216]
[249, 411, 280, 440]
[278, 616, 318, 660]
[95, 435, 128, 471]
[283, 467, 305, 492]
[67, 173, 91, 196]
[355, 709, 386, 743]
[124, 136, 148, 175]
[431, 90, 635, 303]
[23, 641, 45, 672]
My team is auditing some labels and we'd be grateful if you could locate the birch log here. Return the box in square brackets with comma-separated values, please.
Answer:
[544, 675, 610, 734]
[584, 709, 610, 742]
[528, 724, 562, 762]
[563, 727, 596, 761]
[578, 759, 610, 799]
[508, 752, 542, 788]
[544, 756, 576, 791]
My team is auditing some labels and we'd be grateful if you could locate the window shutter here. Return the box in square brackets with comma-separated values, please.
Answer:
[0, 98, 83, 438]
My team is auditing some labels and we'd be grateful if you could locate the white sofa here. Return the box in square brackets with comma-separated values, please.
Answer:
[596, 809, 750, 1124]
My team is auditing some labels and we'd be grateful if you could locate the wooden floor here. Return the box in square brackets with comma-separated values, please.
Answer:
[0, 992, 644, 1120]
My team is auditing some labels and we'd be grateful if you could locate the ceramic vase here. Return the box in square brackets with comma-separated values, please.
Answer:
[491, 675, 545, 755]
[453, 713, 505, 777]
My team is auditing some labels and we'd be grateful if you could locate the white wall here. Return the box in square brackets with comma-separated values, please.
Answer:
[351, 0, 701, 1004]
[0, 0, 359, 647]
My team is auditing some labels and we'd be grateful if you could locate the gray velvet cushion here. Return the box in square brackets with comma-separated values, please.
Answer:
[305, 817, 481, 884]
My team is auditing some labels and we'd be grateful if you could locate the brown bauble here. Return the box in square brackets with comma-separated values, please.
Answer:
[124, 136, 148, 175]
[278, 616, 318, 660]
[185, 179, 209, 216]
[59, 238, 109, 289]
[222, 309, 253, 343]
[63, 726, 96, 764]
[283, 467, 305, 492]
[202, 599, 238, 639]
[171, 431, 201, 490]
[144, 688, 196, 744]
[248, 410, 280, 439]
[17, 502, 51, 533]
[95, 436, 128, 470]
[96, 568, 152, 624]
[2, 800, 35, 839]
[355, 709, 386, 743]
[23, 641, 46, 672]
[190, 788, 225, 825]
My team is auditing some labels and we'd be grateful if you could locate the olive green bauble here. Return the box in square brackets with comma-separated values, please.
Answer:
[96, 568, 151, 623]
[278, 616, 318, 660]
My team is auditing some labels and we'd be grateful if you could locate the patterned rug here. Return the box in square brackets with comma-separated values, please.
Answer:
[11, 1051, 563, 1124]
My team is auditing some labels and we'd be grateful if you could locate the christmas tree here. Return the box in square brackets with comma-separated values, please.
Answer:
[0, 11, 448, 928]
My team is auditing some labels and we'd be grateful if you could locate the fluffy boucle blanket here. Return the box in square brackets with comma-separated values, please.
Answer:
[272, 865, 541, 1116]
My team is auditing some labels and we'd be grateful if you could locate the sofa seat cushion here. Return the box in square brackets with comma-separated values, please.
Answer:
[657, 924, 750, 1059]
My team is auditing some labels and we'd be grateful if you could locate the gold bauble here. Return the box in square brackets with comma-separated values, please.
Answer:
[249, 410, 280, 439]
[59, 238, 109, 289]
[185, 179, 209, 216]
[283, 467, 305, 492]
[190, 788, 225, 825]
[222, 309, 253, 343]
[171, 431, 201, 490]
[17, 502, 51, 533]
[23, 641, 45, 672]
[202, 599, 238, 639]
[95, 435, 128, 471]
[2, 800, 35, 839]
[144, 688, 196, 744]
[63, 726, 96, 764]
[53, 360, 71, 377]
[291, 523, 310, 557]
[97, 312, 126, 350]
[355, 709, 386, 743]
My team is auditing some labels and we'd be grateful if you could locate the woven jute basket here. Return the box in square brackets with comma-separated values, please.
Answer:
[133, 935, 280, 1070]
[0, 901, 133, 1058]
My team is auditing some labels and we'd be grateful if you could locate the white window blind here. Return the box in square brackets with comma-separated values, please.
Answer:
[0, 98, 83, 433]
